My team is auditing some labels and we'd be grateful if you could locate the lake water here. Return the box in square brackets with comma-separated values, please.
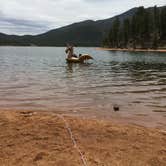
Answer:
[0, 47, 166, 127]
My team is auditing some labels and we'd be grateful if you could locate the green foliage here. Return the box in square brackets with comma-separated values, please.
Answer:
[108, 17, 119, 47]
[104, 6, 166, 49]
[160, 6, 166, 40]
[123, 19, 130, 47]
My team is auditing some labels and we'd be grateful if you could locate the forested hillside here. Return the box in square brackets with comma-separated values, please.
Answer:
[103, 6, 166, 49]
[0, 6, 165, 47]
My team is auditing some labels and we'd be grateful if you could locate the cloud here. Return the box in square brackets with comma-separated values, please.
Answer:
[0, 0, 165, 35]
[0, 11, 51, 35]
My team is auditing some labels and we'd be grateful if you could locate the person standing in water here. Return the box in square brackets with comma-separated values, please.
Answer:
[65, 44, 77, 59]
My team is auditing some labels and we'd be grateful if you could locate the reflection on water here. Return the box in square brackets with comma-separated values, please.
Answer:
[66, 63, 74, 73]
[0, 47, 166, 127]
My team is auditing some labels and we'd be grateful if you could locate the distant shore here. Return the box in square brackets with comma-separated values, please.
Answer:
[0, 110, 165, 165]
[97, 47, 166, 53]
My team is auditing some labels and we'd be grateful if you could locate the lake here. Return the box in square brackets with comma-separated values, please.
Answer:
[0, 47, 166, 127]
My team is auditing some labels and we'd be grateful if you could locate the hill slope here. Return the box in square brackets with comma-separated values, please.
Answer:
[0, 6, 164, 46]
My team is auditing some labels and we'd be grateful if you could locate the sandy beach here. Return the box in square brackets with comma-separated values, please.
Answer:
[97, 48, 166, 53]
[0, 110, 165, 166]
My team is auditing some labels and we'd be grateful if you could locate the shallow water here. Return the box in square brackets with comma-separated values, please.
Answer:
[0, 47, 166, 127]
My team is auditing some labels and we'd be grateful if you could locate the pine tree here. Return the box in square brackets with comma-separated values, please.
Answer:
[123, 19, 130, 48]
[102, 37, 109, 47]
[152, 6, 160, 49]
[131, 15, 137, 48]
[111, 17, 120, 47]
[103, 6, 165, 49]
[108, 27, 114, 47]
[160, 7, 166, 40]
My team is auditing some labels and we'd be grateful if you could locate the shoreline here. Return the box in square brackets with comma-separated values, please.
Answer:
[97, 47, 166, 53]
[0, 109, 165, 165]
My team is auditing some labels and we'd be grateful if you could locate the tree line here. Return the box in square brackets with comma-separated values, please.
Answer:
[103, 6, 166, 49]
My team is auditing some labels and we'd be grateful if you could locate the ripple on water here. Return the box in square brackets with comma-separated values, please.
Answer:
[0, 47, 166, 127]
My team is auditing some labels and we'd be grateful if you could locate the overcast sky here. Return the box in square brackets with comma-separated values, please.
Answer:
[0, 0, 165, 35]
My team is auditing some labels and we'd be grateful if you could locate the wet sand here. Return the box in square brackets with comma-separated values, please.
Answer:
[97, 47, 166, 53]
[0, 110, 166, 166]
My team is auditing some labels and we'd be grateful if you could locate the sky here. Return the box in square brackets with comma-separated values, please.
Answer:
[0, 0, 165, 35]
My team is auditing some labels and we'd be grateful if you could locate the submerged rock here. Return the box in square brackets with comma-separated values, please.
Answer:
[113, 105, 119, 111]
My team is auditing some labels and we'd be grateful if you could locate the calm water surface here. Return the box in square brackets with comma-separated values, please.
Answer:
[0, 47, 166, 127]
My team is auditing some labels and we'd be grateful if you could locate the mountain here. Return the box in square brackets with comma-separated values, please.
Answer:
[0, 6, 164, 46]
[32, 20, 103, 46]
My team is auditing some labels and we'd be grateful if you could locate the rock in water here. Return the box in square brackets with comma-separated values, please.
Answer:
[113, 105, 119, 111]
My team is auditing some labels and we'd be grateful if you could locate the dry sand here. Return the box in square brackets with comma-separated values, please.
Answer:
[0, 110, 166, 166]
